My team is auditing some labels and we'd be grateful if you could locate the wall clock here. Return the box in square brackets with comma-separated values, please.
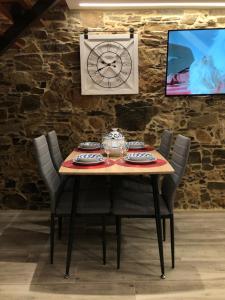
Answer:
[80, 33, 139, 95]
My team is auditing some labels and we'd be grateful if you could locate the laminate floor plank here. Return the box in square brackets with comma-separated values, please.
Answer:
[0, 283, 135, 300]
[0, 210, 224, 300]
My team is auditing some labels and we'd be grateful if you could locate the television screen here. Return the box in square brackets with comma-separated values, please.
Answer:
[165, 28, 225, 96]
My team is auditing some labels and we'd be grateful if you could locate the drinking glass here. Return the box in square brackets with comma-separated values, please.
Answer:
[120, 140, 129, 159]
[102, 139, 111, 164]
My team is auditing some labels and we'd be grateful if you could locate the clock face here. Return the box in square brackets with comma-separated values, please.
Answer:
[87, 41, 132, 88]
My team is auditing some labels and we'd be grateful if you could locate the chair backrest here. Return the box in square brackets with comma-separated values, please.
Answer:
[158, 130, 173, 159]
[47, 130, 63, 171]
[161, 134, 190, 211]
[33, 135, 61, 212]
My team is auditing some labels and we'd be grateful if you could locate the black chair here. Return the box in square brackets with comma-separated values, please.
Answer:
[46, 130, 73, 237]
[115, 130, 173, 239]
[47, 130, 108, 189]
[47, 130, 110, 235]
[34, 135, 111, 266]
[119, 129, 173, 190]
[112, 134, 190, 270]
[158, 129, 173, 159]
[46, 130, 63, 171]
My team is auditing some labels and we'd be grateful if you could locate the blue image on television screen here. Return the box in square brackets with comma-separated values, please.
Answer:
[166, 28, 225, 96]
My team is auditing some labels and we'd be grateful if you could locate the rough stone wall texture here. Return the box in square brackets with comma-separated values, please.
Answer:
[0, 6, 224, 209]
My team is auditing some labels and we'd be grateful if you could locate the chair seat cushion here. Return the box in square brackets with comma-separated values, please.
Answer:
[56, 188, 111, 215]
[62, 176, 109, 192]
[56, 191, 72, 215]
[112, 188, 170, 216]
[113, 175, 153, 193]
[61, 176, 74, 192]
[80, 176, 110, 190]
[77, 188, 111, 214]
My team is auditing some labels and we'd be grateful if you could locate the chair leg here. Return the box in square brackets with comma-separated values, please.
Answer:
[65, 177, 80, 279]
[50, 214, 55, 264]
[152, 174, 165, 279]
[163, 217, 166, 242]
[170, 214, 175, 268]
[65, 211, 76, 278]
[102, 216, 106, 265]
[116, 216, 121, 269]
[58, 216, 62, 240]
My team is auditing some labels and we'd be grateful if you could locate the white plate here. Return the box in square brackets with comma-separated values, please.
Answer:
[124, 157, 157, 164]
[126, 152, 155, 160]
[129, 145, 146, 150]
[125, 152, 156, 164]
[78, 142, 101, 150]
[128, 141, 145, 149]
[78, 146, 101, 150]
[73, 159, 105, 165]
[73, 153, 105, 165]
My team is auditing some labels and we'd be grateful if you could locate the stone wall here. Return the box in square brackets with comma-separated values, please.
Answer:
[0, 5, 224, 209]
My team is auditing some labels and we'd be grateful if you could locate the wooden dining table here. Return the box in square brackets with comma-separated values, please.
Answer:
[59, 148, 174, 279]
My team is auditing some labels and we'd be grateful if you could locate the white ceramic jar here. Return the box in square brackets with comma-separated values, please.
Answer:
[102, 128, 126, 157]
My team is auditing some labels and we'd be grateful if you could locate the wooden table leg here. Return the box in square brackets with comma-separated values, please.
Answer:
[151, 174, 165, 279]
[64, 176, 80, 279]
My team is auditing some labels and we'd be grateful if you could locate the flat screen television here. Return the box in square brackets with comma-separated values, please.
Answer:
[165, 28, 225, 96]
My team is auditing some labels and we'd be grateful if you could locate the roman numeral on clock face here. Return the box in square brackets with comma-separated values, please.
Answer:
[87, 41, 132, 88]
[88, 62, 97, 68]
[108, 80, 112, 88]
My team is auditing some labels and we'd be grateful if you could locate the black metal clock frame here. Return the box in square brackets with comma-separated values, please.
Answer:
[84, 28, 134, 89]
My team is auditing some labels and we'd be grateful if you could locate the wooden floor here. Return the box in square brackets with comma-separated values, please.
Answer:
[0, 210, 224, 299]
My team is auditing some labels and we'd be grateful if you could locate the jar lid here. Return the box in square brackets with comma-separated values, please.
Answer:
[107, 128, 124, 140]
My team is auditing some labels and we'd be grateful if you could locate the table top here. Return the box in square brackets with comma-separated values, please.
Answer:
[59, 149, 174, 176]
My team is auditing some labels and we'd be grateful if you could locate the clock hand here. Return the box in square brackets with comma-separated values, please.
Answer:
[97, 66, 107, 71]
[97, 63, 112, 71]
[110, 66, 121, 76]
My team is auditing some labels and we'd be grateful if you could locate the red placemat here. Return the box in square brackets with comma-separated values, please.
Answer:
[115, 158, 167, 168]
[75, 148, 102, 153]
[128, 146, 154, 152]
[62, 159, 114, 169]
